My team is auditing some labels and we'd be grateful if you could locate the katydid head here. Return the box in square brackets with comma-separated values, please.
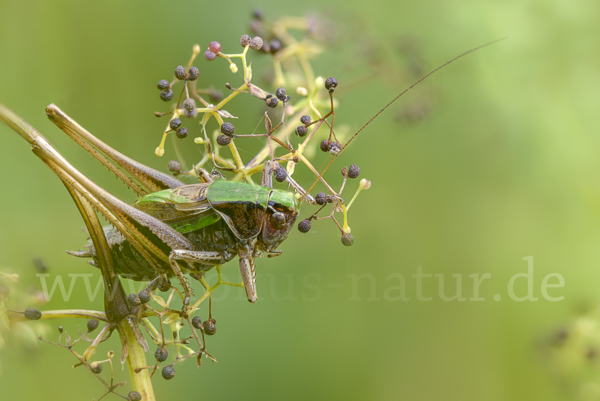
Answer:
[260, 189, 299, 250]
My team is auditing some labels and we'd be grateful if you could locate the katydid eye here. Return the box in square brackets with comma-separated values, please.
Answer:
[270, 212, 286, 229]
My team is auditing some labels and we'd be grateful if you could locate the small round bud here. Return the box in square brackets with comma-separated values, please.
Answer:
[188, 66, 199, 81]
[127, 293, 141, 307]
[183, 98, 196, 112]
[298, 219, 311, 233]
[325, 77, 338, 91]
[204, 50, 217, 61]
[297, 87, 308, 96]
[229, 63, 238, 73]
[275, 87, 287, 101]
[240, 34, 251, 47]
[169, 118, 182, 130]
[87, 319, 99, 332]
[138, 289, 151, 304]
[220, 122, 235, 136]
[157, 79, 170, 90]
[320, 140, 331, 152]
[270, 212, 286, 229]
[158, 278, 171, 292]
[341, 233, 355, 247]
[128, 391, 142, 401]
[359, 179, 372, 190]
[328, 142, 342, 155]
[168, 160, 182, 173]
[295, 126, 308, 137]
[192, 316, 203, 330]
[300, 115, 311, 125]
[175, 65, 186, 80]
[315, 192, 327, 205]
[270, 40, 282, 53]
[208, 41, 221, 53]
[162, 365, 175, 380]
[265, 97, 278, 108]
[24, 307, 42, 320]
[160, 89, 174, 101]
[348, 164, 360, 179]
[58, 326, 64, 333]
[274, 164, 287, 183]
[217, 135, 231, 146]
[249, 36, 264, 50]
[176, 127, 188, 139]
[155, 347, 168, 362]
[203, 318, 217, 335]
[90, 362, 103, 374]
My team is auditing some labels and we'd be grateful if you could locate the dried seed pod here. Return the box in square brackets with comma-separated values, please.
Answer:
[174, 65, 186, 80]
[155, 347, 168, 362]
[220, 122, 235, 136]
[203, 318, 217, 335]
[341, 233, 355, 247]
[183, 98, 196, 111]
[300, 115, 311, 125]
[348, 164, 360, 178]
[249, 36, 264, 50]
[295, 126, 308, 137]
[328, 142, 342, 155]
[90, 362, 103, 374]
[169, 118, 182, 130]
[175, 127, 188, 139]
[275, 87, 287, 101]
[158, 278, 171, 292]
[128, 391, 142, 401]
[325, 77, 338, 91]
[270, 40, 282, 53]
[160, 89, 174, 101]
[341, 166, 348, 177]
[315, 192, 327, 205]
[265, 96, 278, 108]
[87, 319, 99, 332]
[320, 140, 331, 152]
[162, 365, 175, 380]
[168, 160, 182, 173]
[138, 289, 151, 304]
[274, 164, 287, 183]
[192, 316, 203, 330]
[240, 34, 251, 47]
[127, 293, 141, 307]
[217, 135, 232, 146]
[298, 219, 311, 233]
[157, 79, 170, 90]
[24, 307, 42, 320]
[188, 66, 199, 81]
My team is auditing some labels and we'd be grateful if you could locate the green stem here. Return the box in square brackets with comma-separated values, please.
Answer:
[119, 319, 156, 401]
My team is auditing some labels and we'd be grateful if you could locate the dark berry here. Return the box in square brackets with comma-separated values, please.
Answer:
[240, 34, 251, 47]
[24, 307, 42, 320]
[204, 50, 217, 61]
[157, 79, 170, 90]
[220, 122, 235, 136]
[300, 115, 311, 125]
[128, 391, 142, 401]
[162, 365, 175, 380]
[127, 293, 141, 307]
[160, 89, 174, 101]
[175, 65, 186, 80]
[341, 233, 355, 247]
[155, 347, 168, 362]
[208, 41, 221, 53]
[217, 135, 231, 146]
[138, 289, 151, 304]
[274, 164, 287, 183]
[169, 118, 182, 130]
[211, 90, 224, 102]
[192, 316, 203, 330]
[252, 9, 263, 20]
[315, 192, 327, 205]
[147, 278, 159, 291]
[328, 142, 341, 155]
[183, 98, 196, 111]
[298, 219, 311, 233]
[270, 40, 282, 53]
[158, 278, 171, 292]
[325, 77, 338, 91]
[265, 97, 278, 108]
[176, 127, 188, 139]
[295, 126, 308, 137]
[188, 66, 199, 81]
[87, 319, 99, 332]
[320, 140, 331, 152]
[168, 160, 181, 173]
[275, 87, 287, 101]
[249, 36, 264, 50]
[203, 318, 217, 335]
[90, 362, 103, 374]
[348, 164, 360, 178]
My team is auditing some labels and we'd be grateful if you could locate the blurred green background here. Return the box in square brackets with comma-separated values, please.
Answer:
[1, 0, 599, 400]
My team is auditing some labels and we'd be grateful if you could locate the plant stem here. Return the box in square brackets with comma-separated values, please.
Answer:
[119, 319, 156, 401]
